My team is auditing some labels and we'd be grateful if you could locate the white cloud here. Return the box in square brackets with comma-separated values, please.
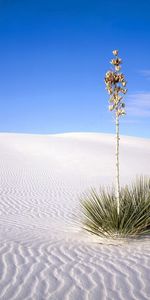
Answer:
[126, 92, 150, 117]
[139, 70, 150, 80]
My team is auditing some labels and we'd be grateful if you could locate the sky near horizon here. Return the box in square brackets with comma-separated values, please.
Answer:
[0, 0, 150, 138]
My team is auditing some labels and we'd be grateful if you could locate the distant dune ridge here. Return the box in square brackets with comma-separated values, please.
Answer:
[0, 132, 150, 299]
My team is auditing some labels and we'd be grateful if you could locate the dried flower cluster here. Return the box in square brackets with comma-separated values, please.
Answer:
[104, 50, 127, 116]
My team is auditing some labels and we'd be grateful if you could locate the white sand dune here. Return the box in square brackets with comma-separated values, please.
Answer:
[0, 132, 150, 300]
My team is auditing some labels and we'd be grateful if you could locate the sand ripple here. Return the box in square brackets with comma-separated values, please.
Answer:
[0, 133, 150, 299]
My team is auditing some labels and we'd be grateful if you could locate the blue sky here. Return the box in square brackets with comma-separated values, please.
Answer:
[0, 0, 150, 137]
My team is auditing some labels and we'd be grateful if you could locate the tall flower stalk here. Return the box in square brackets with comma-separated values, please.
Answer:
[104, 50, 127, 214]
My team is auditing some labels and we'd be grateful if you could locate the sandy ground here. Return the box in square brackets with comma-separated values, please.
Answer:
[0, 132, 150, 300]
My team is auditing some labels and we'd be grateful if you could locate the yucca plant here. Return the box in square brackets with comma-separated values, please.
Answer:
[81, 177, 150, 238]
[104, 50, 127, 214]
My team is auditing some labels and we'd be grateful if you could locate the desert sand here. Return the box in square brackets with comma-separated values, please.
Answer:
[0, 132, 150, 300]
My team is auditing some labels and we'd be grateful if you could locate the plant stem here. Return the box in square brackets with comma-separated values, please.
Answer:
[116, 113, 120, 215]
